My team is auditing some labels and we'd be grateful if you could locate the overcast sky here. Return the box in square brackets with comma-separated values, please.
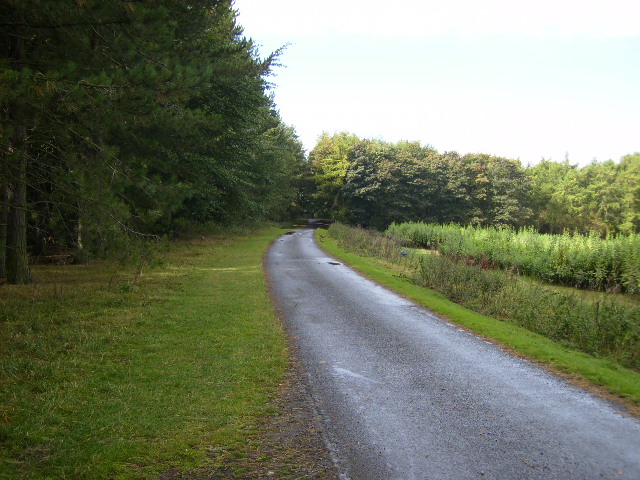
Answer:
[233, 0, 640, 166]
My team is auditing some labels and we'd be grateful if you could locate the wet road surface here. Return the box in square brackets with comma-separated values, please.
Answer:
[265, 228, 640, 480]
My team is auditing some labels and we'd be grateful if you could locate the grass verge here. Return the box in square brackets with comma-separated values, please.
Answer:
[1, 228, 289, 479]
[316, 230, 640, 413]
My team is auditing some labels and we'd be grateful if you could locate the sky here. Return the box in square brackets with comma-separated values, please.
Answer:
[233, 0, 640, 166]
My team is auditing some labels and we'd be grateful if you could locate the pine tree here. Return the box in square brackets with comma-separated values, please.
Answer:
[1, 0, 302, 283]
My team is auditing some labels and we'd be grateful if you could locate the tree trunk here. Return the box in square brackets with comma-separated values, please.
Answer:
[0, 98, 8, 279]
[73, 203, 89, 264]
[6, 148, 32, 284]
[0, 160, 8, 279]
[5, 35, 33, 284]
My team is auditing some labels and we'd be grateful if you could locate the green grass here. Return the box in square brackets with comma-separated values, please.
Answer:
[317, 230, 640, 408]
[522, 276, 640, 308]
[0, 228, 288, 479]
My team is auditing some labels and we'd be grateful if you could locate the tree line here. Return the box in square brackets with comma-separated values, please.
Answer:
[1, 0, 305, 284]
[302, 132, 640, 234]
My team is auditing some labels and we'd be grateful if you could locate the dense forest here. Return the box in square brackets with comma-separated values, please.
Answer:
[0, 0, 305, 284]
[2, 2, 638, 286]
[303, 132, 640, 234]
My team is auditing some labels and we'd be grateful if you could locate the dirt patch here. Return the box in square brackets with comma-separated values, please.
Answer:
[161, 353, 338, 480]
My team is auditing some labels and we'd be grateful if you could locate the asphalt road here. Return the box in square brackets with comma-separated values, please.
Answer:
[265, 228, 640, 480]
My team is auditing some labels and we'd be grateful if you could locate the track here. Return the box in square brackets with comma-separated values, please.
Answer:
[265, 228, 640, 480]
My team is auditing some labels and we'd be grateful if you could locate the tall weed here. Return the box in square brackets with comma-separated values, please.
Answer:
[387, 222, 640, 294]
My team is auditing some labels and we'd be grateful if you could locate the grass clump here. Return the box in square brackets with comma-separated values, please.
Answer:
[0, 228, 288, 480]
[322, 223, 640, 405]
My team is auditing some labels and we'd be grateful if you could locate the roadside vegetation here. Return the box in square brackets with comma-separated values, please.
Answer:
[320, 223, 640, 407]
[0, 228, 294, 480]
[387, 222, 640, 294]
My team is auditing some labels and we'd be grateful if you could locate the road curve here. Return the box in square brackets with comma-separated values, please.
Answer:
[265, 228, 640, 480]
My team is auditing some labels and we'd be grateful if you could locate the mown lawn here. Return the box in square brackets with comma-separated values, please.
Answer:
[0, 228, 288, 479]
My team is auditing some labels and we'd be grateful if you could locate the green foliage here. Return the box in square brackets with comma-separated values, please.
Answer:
[0, 0, 304, 281]
[305, 134, 533, 231]
[305, 132, 638, 239]
[435, 153, 533, 227]
[387, 222, 640, 294]
[307, 131, 362, 217]
[527, 154, 640, 235]
[341, 140, 434, 229]
[614, 153, 640, 234]
[339, 147, 533, 230]
[307, 134, 443, 228]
